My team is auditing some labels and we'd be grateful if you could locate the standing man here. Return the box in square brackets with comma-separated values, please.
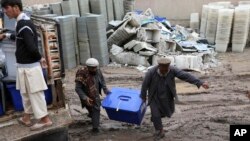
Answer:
[75, 58, 110, 133]
[140, 57, 209, 140]
[0, 0, 52, 130]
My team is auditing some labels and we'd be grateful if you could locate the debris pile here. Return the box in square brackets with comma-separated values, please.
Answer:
[108, 9, 216, 71]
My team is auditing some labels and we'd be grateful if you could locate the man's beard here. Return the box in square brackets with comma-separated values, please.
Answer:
[89, 71, 97, 75]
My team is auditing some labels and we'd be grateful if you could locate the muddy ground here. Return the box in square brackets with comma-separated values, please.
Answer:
[65, 48, 250, 141]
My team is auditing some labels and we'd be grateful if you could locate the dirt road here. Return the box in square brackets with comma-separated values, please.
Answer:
[66, 48, 250, 141]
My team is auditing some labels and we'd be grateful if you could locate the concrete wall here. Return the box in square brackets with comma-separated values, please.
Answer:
[21, 0, 250, 26]
[23, 0, 62, 6]
[135, 0, 250, 26]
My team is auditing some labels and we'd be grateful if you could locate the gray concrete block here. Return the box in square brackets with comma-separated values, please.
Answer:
[133, 42, 157, 52]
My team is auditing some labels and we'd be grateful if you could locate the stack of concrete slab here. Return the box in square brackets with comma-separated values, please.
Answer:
[215, 9, 234, 52]
[239, 1, 250, 5]
[78, 42, 91, 65]
[77, 17, 91, 65]
[89, 0, 108, 26]
[190, 13, 199, 32]
[175, 55, 203, 71]
[77, 17, 89, 43]
[238, 4, 250, 46]
[205, 6, 222, 44]
[106, 0, 114, 22]
[78, 0, 90, 16]
[113, 0, 124, 20]
[232, 7, 250, 52]
[61, 0, 80, 15]
[68, 15, 80, 65]
[54, 16, 77, 69]
[208, 1, 232, 8]
[33, 7, 51, 15]
[86, 14, 109, 66]
[41, 14, 58, 18]
[50, 3, 62, 16]
[200, 5, 209, 38]
[124, 0, 135, 13]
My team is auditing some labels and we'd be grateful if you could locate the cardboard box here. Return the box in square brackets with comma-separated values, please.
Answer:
[102, 87, 146, 125]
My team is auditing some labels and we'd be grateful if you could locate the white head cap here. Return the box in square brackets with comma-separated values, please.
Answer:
[157, 57, 171, 65]
[86, 58, 99, 67]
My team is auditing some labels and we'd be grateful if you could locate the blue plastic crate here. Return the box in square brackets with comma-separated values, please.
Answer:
[102, 87, 146, 125]
[6, 84, 24, 111]
[44, 85, 52, 105]
[6, 84, 52, 112]
[0, 102, 4, 116]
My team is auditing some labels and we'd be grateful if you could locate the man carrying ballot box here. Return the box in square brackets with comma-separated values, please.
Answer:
[75, 58, 111, 133]
[140, 57, 209, 140]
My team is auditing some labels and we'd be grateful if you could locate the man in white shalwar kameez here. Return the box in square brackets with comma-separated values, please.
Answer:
[0, 0, 52, 131]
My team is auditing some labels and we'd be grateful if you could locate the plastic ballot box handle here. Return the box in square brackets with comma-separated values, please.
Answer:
[119, 96, 131, 101]
[116, 96, 131, 111]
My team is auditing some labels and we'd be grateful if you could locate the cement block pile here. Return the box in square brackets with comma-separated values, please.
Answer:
[108, 9, 216, 71]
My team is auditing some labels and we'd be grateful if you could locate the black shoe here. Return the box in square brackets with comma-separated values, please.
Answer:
[87, 113, 92, 118]
[92, 128, 99, 133]
[153, 129, 165, 141]
[87, 110, 93, 118]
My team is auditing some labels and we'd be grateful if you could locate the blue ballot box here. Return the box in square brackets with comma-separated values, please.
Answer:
[6, 84, 24, 111]
[6, 84, 53, 111]
[102, 87, 146, 125]
[0, 102, 4, 116]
